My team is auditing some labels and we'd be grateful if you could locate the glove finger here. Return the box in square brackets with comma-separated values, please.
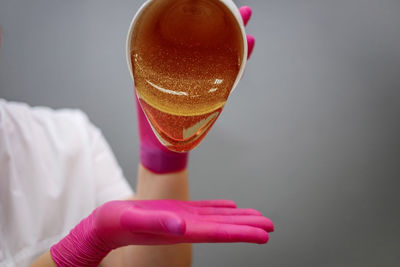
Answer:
[239, 6, 252, 26]
[247, 34, 255, 59]
[120, 209, 186, 235]
[196, 207, 262, 216]
[187, 200, 237, 208]
[185, 222, 269, 244]
[198, 215, 274, 232]
[134, 87, 152, 139]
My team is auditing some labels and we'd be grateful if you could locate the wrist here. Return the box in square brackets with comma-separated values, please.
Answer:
[50, 213, 111, 267]
[139, 145, 188, 174]
[136, 164, 189, 200]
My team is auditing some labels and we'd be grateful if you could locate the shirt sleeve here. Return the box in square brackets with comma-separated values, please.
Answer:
[84, 116, 134, 206]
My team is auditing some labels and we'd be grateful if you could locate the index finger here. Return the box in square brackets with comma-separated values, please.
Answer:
[187, 200, 237, 208]
[239, 6, 252, 26]
[184, 222, 269, 244]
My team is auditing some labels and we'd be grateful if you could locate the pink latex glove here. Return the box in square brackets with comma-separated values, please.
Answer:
[50, 199, 273, 266]
[136, 6, 255, 174]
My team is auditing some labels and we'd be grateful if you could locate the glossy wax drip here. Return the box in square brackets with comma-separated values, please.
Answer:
[131, 0, 244, 152]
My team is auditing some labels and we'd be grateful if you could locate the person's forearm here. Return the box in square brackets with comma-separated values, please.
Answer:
[122, 164, 191, 267]
[135, 164, 189, 200]
[30, 251, 57, 267]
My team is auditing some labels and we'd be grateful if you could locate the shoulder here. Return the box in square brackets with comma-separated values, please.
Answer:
[0, 99, 96, 145]
[0, 98, 90, 128]
[0, 99, 102, 176]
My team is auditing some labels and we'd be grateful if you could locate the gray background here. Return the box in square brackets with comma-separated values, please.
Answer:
[1, 0, 400, 266]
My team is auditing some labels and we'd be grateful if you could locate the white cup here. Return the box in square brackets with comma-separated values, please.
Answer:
[125, 0, 247, 94]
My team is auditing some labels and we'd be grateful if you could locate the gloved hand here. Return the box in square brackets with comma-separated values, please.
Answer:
[50, 199, 274, 266]
[136, 6, 255, 174]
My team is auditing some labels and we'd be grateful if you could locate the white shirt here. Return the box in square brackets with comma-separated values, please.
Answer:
[0, 99, 134, 267]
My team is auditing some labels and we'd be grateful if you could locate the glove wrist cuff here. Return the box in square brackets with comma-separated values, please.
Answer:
[50, 214, 111, 267]
[139, 145, 188, 174]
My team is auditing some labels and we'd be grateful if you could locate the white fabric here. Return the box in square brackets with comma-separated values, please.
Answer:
[0, 99, 134, 267]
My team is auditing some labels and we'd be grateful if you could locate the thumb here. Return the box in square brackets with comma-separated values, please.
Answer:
[120, 208, 186, 235]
